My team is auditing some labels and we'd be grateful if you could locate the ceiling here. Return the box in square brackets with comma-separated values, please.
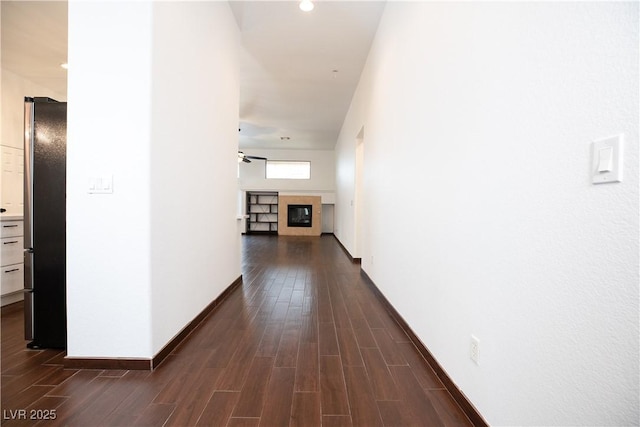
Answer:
[231, 1, 385, 150]
[1, 1, 385, 151]
[1, 1, 68, 97]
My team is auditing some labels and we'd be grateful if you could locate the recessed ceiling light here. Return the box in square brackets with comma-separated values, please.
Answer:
[60, 63, 68, 70]
[299, 0, 314, 12]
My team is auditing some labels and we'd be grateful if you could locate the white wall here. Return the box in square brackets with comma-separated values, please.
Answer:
[149, 2, 240, 355]
[2, 69, 66, 150]
[67, 1, 154, 358]
[67, 1, 240, 359]
[335, 2, 639, 425]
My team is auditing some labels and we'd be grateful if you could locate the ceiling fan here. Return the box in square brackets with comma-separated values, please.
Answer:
[238, 151, 267, 163]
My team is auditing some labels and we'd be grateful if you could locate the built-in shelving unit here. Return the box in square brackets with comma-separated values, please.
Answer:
[246, 192, 278, 234]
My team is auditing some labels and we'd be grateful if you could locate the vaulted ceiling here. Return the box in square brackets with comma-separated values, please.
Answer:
[231, 1, 385, 150]
[1, 1, 385, 151]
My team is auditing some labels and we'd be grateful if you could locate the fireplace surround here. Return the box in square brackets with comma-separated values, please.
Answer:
[278, 195, 321, 236]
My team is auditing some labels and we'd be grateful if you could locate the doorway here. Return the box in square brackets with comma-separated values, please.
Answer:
[354, 126, 364, 259]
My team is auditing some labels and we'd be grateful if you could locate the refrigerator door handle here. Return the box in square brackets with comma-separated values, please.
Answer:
[24, 291, 34, 340]
[24, 249, 34, 290]
[23, 98, 34, 250]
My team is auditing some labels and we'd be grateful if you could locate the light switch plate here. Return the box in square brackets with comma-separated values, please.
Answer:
[592, 134, 623, 184]
[88, 175, 114, 194]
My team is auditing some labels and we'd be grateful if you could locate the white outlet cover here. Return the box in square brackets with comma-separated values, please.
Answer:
[470, 335, 480, 365]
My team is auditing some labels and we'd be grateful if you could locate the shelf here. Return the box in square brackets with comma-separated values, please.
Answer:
[246, 191, 278, 235]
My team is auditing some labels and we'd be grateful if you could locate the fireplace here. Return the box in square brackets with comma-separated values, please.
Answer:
[287, 204, 312, 227]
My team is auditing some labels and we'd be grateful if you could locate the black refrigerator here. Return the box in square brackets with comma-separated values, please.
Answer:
[23, 97, 67, 349]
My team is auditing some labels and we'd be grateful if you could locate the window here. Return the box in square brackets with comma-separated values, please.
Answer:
[266, 160, 310, 179]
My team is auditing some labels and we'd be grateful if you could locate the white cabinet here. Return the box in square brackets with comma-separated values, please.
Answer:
[1, 146, 24, 216]
[1, 218, 24, 305]
[1, 236, 23, 265]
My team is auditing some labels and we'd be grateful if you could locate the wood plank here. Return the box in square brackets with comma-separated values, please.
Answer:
[215, 324, 267, 390]
[286, 305, 304, 324]
[290, 392, 321, 427]
[328, 288, 351, 329]
[2, 385, 55, 413]
[319, 321, 339, 356]
[228, 418, 260, 427]
[350, 316, 378, 349]
[342, 366, 383, 427]
[153, 372, 196, 404]
[300, 313, 318, 343]
[44, 376, 117, 427]
[389, 365, 444, 426]
[376, 400, 416, 427]
[290, 289, 305, 307]
[397, 342, 445, 389]
[259, 367, 296, 426]
[323, 415, 353, 427]
[164, 368, 222, 426]
[45, 369, 103, 397]
[360, 347, 399, 400]
[319, 356, 350, 415]
[232, 357, 274, 417]
[427, 389, 474, 427]
[100, 371, 158, 426]
[204, 328, 244, 368]
[2, 365, 59, 397]
[271, 301, 290, 322]
[132, 403, 176, 426]
[275, 323, 301, 368]
[317, 282, 334, 323]
[354, 291, 387, 329]
[295, 341, 319, 392]
[195, 391, 240, 426]
[255, 322, 285, 357]
[302, 295, 315, 316]
[371, 328, 407, 366]
[26, 395, 67, 411]
[335, 327, 364, 367]
[62, 376, 140, 426]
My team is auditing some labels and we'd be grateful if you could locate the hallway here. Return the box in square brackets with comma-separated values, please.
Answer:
[1, 235, 472, 426]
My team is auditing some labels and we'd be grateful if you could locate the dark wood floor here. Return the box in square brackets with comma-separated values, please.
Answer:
[1, 235, 472, 426]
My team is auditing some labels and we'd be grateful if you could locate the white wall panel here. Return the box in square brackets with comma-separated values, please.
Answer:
[149, 1, 240, 355]
[336, 2, 639, 425]
[67, 1, 241, 359]
[67, 1, 154, 358]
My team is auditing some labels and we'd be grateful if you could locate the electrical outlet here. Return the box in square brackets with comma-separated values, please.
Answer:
[470, 335, 480, 365]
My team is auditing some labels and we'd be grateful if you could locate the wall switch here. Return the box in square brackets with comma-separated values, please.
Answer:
[597, 146, 613, 172]
[88, 175, 114, 194]
[470, 335, 480, 365]
[592, 134, 623, 184]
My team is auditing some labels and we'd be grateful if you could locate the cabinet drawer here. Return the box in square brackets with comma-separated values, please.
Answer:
[1, 236, 23, 266]
[1, 263, 23, 295]
[1, 221, 24, 238]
